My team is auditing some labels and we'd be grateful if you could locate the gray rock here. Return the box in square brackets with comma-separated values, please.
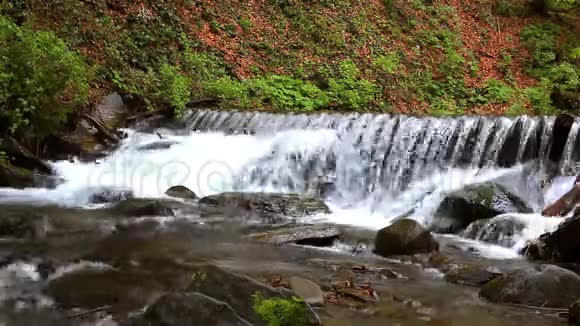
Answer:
[461, 214, 526, 247]
[480, 264, 580, 308]
[199, 192, 330, 220]
[570, 299, 580, 325]
[108, 199, 176, 217]
[250, 225, 340, 246]
[289, 276, 325, 306]
[374, 219, 439, 257]
[165, 185, 198, 200]
[431, 182, 532, 233]
[94, 92, 127, 130]
[186, 264, 320, 325]
[140, 292, 252, 326]
[0, 163, 36, 189]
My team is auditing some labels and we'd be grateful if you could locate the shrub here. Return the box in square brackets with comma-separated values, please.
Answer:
[251, 75, 329, 111]
[546, 0, 579, 11]
[158, 64, 192, 114]
[524, 81, 558, 115]
[327, 60, 379, 110]
[373, 53, 400, 74]
[484, 79, 514, 103]
[505, 101, 528, 116]
[546, 63, 579, 92]
[521, 23, 561, 68]
[0, 15, 91, 136]
[252, 292, 309, 326]
[203, 77, 250, 108]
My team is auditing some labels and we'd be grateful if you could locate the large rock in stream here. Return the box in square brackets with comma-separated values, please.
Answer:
[431, 182, 532, 233]
[138, 292, 252, 326]
[185, 264, 320, 325]
[525, 208, 580, 262]
[374, 219, 439, 257]
[461, 214, 526, 247]
[480, 264, 580, 308]
[199, 192, 330, 220]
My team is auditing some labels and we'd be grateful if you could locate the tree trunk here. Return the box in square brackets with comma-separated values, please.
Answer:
[542, 184, 580, 217]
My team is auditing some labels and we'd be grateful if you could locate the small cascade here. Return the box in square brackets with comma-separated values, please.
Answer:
[187, 110, 580, 193]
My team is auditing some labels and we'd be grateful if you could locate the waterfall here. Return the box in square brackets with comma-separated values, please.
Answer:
[1, 110, 577, 258]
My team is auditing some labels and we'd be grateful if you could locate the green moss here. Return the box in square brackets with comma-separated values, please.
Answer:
[252, 292, 309, 326]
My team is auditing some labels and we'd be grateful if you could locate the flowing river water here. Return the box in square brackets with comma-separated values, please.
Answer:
[0, 110, 579, 325]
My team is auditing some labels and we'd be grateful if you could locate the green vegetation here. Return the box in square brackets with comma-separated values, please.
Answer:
[0, 0, 578, 144]
[0, 15, 90, 135]
[252, 292, 309, 326]
[0, 150, 7, 165]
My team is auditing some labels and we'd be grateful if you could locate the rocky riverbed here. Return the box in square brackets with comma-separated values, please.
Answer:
[0, 190, 573, 326]
[2, 108, 580, 325]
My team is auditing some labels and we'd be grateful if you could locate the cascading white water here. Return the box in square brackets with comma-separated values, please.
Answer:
[1, 110, 578, 259]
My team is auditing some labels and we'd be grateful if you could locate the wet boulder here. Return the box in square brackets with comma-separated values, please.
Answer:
[374, 219, 439, 257]
[88, 187, 134, 204]
[250, 225, 340, 246]
[480, 264, 580, 308]
[525, 209, 580, 262]
[461, 214, 526, 247]
[107, 199, 176, 217]
[444, 264, 502, 286]
[186, 264, 320, 325]
[94, 92, 128, 130]
[199, 192, 330, 219]
[165, 185, 197, 200]
[431, 182, 532, 234]
[138, 292, 251, 326]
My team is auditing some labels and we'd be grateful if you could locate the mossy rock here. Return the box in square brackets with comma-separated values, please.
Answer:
[374, 219, 439, 257]
[480, 264, 580, 308]
[431, 182, 532, 234]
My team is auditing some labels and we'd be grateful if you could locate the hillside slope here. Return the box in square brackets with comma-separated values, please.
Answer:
[1, 0, 579, 126]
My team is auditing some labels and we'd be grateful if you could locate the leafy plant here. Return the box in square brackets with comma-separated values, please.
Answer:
[373, 53, 400, 74]
[251, 75, 329, 111]
[326, 60, 379, 110]
[0, 15, 91, 135]
[521, 23, 561, 68]
[524, 81, 558, 115]
[484, 79, 514, 104]
[158, 64, 192, 114]
[252, 292, 309, 326]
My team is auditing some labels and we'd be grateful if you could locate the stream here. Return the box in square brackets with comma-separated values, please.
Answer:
[0, 110, 578, 325]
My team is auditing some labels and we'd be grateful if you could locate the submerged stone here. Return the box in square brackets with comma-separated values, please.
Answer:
[250, 225, 340, 246]
[199, 192, 330, 219]
[186, 264, 320, 325]
[139, 292, 252, 326]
